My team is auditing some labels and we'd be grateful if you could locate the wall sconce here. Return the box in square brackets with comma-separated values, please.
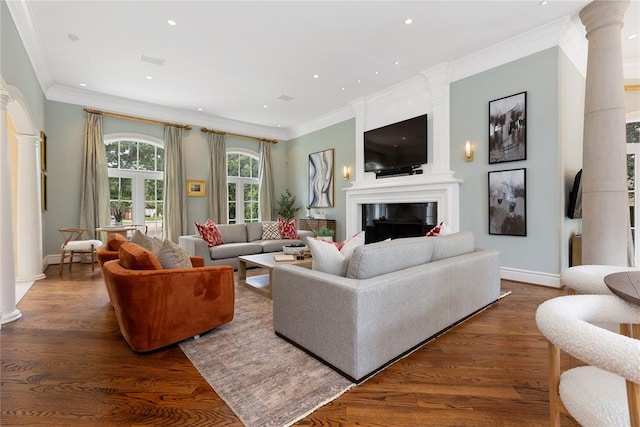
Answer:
[464, 140, 474, 162]
[343, 165, 351, 181]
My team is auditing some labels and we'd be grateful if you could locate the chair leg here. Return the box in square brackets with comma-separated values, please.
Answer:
[59, 251, 65, 275]
[91, 245, 96, 271]
[549, 341, 562, 427]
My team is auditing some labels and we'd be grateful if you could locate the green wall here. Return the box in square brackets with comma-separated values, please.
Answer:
[451, 47, 563, 274]
[1, 1, 45, 130]
[285, 119, 355, 241]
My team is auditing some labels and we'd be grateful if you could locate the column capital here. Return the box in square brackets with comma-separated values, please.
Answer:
[580, 0, 629, 36]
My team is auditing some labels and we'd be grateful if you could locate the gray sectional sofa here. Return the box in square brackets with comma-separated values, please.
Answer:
[272, 231, 501, 383]
[178, 222, 314, 269]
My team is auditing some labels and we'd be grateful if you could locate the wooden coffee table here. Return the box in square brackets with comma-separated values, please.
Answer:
[238, 252, 312, 299]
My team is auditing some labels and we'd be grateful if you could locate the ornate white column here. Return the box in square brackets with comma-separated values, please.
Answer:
[15, 133, 45, 282]
[0, 84, 21, 324]
[580, 0, 629, 265]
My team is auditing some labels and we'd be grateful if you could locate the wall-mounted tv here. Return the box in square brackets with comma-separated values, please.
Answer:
[364, 114, 427, 175]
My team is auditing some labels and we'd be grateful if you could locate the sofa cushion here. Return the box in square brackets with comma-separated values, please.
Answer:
[118, 242, 163, 270]
[195, 220, 224, 247]
[246, 222, 264, 242]
[106, 233, 127, 251]
[278, 217, 298, 239]
[308, 231, 365, 276]
[347, 236, 434, 280]
[219, 224, 248, 243]
[130, 229, 154, 251]
[156, 239, 193, 269]
[209, 242, 262, 259]
[262, 222, 280, 240]
[431, 231, 474, 262]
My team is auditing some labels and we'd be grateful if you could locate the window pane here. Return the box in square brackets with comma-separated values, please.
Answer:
[239, 154, 251, 177]
[628, 122, 640, 144]
[228, 202, 236, 223]
[629, 154, 635, 191]
[109, 177, 119, 199]
[138, 143, 155, 171]
[119, 141, 138, 170]
[106, 142, 119, 168]
[251, 157, 259, 178]
[228, 153, 239, 176]
[121, 178, 132, 200]
[228, 182, 236, 201]
[156, 147, 164, 172]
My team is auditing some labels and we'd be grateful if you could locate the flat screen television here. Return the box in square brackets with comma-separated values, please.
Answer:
[364, 114, 427, 174]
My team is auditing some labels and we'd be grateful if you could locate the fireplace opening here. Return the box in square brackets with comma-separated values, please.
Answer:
[362, 202, 438, 243]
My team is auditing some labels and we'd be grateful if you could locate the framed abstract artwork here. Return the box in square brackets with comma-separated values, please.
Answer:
[308, 148, 334, 208]
[488, 168, 526, 236]
[489, 92, 526, 164]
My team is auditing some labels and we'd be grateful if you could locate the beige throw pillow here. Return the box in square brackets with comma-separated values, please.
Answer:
[156, 239, 193, 269]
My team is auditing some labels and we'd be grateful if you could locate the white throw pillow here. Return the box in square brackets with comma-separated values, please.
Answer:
[307, 231, 365, 276]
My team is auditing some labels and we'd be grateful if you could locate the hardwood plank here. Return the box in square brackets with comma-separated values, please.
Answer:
[1, 265, 580, 426]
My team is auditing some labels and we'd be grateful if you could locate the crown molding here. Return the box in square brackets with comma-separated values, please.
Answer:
[558, 16, 588, 78]
[451, 15, 582, 83]
[286, 105, 354, 140]
[5, 0, 53, 95]
[46, 84, 288, 141]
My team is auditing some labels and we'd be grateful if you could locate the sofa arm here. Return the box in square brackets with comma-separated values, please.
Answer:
[272, 265, 361, 377]
[297, 229, 314, 243]
[179, 235, 211, 259]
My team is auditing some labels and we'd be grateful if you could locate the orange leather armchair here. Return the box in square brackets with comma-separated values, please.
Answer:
[101, 242, 234, 352]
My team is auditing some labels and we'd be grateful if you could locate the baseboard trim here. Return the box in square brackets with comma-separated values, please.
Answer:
[501, 267, 561, 288]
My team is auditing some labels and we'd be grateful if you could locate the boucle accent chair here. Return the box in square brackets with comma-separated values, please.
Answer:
[101, 242, 234, 352]
[561, 265, 638, 295]
[536, 295, 640, 427]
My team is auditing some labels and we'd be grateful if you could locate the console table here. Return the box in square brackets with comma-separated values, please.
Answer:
[297, 218, 336, 236]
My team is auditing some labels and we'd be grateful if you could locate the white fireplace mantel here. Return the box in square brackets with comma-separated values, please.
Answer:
[344, 171, 462, 237]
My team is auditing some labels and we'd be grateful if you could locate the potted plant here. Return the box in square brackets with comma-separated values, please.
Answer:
[275, 189, 300, 221]
[314, 226, 335, 242]
[112, 203, 124, 225]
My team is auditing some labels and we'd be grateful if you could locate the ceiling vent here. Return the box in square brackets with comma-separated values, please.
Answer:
[277, 94, 295, 101]
[140, 55, 165, 66]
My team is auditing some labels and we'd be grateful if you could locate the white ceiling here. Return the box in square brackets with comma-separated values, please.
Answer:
[7, 0, 640, 138]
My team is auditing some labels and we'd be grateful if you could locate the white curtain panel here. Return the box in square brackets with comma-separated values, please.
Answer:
[79, 113, 110, 239]
[259, 141, 274, 221]
[163, 126, 188, 242]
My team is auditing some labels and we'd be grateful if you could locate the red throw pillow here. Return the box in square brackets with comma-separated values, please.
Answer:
[278, 217, 298, 239]
[426, 221, 448, 237]
[195, 219, 224, 247]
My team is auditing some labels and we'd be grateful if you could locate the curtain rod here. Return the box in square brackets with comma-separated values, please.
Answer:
[200, 127, 278, 144]
[84, 108, 192, 130]
[625, 85, 640, 91]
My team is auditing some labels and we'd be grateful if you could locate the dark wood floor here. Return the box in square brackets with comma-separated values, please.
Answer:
[1, 264, 580, 426]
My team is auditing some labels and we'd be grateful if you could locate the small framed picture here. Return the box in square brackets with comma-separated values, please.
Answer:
[488, 168, 526, 236]
[489, 92, 526, 164]
[187, 179, 206, 197]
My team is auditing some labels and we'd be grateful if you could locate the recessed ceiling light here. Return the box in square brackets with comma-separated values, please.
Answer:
[197, 108, 203, 111]
[145, 75, 153, 80]
[628, 34, 638, 40]
[374, 71, 379, 75]
[79, 83, 87, 87]
[68, 33, 79, 42]
[404, 18, 413, 25]
[356, 79, 362, 83]
[394, 61, 400, 65]
[539, 1, 548, 5]
[277, 124, 282, 127]
[167, 19, 177, 26]
[313, 74, 320, 79]
[341, 87, 346, 91]
[263, 105, 269, 109]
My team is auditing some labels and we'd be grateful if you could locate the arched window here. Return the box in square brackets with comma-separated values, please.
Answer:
[105, 134, 164, 238]
[227, 150, 260, 224]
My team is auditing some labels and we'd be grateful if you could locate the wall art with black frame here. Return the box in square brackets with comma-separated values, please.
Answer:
[488, 168, 526, 236]
[489, 91, 526, 164]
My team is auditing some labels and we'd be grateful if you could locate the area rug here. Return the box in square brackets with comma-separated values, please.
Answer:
[179, 283, 354, 427]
